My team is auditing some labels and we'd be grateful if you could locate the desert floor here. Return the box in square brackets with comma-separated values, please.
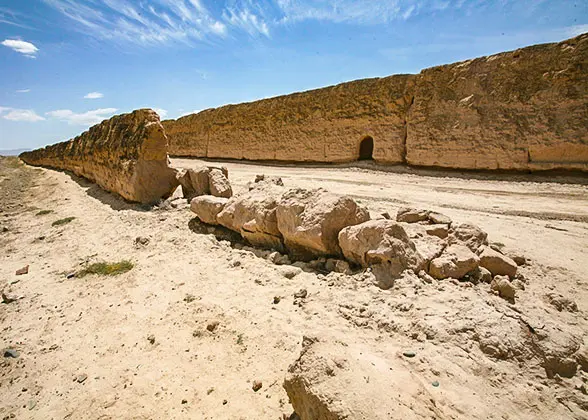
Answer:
[1, 156, 587, 419]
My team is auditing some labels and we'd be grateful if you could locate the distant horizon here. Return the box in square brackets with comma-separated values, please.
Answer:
[1, 0, 586, 150]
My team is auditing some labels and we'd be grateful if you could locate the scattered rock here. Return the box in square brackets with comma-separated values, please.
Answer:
[429, 244, 480, 280]
[206, 321, 220, 332]
[425, 224, 449, 239]
[27, 400, 36, 410]
[338, 220, 423, 289]
[479, 246, 517, 277]
[396, 207, 429, 223]
[403, 351, 416, 358]
[3, 348, 19, 358]
[147, 334, 155, 344]
[134, 236, 150, 247]
[190, 195, 229, 225]
[66, 272, 76, 279]
[428, 212, 452, 225]
[464, 266, 492, 284]
[253, 175, 284, 188]
[273, 296, 281, 304]
[294, 289, 308, 299]
[432, 381, 440, 387]
[505, 250, 527, 266]
[1, 291, 19, 304]
[448, 223, 488, 252]
[544, 293, 578, 312]
[276, 188, 369, 259]
[76, 374, 88, 383]
[252, 380, 263, 392]
[15, 265, 29, 275]
[490, 275, 516, 301]
[268, 251, 290, 265]
[208, 168, 233, 198]
[184, 294, 196, 303]
[181, 399, 188, 404]
[280, 266, 302, 279]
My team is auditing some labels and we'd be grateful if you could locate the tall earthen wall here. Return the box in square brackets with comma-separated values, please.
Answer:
[163, 33, 588, 172]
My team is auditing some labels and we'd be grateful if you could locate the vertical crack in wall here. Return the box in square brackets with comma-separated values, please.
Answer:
[402, 94, 415, 164]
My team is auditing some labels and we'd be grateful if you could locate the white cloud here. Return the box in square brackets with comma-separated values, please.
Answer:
[16, 89, 31, 93]
[84, 91, 104, 99]
[152, 108, 168, 119]
[223, 7, 270, 37]
[179, 109, 202, 118]
[565, 24, 588, 37]
[0, 107, 45, 122]
[46, 108, 118, 125]
[1, 39, 39, 57]
[42, 0, 229, 46]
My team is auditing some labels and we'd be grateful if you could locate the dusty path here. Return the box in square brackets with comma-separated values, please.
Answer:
[1, 157, 587, 419]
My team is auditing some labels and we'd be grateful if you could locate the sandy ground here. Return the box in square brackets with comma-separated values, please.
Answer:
[1, 156, 587, 419]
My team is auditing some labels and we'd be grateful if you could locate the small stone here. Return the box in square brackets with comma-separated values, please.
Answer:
[181, 399, 188, 404]
[293, 289, 307, 299]
[147, 334, 155, 344]
[1, 291, 17, 304]
[207, 321, 220, 332]
[15, 265, 29, 275]
[490, 275, 516, 301]
[184, 294, 196, 303]
[252, 380, 263, 392]
[432, 381, 440, 387]
[76, 374, 88, 383]
[280, 266, 302, 279]
[3, 348, 19, 358]
[134, 237, 150, 247]
[402, 351, 416, 358]
[66, 272, 76, 279]
[273, 296, 281, 304]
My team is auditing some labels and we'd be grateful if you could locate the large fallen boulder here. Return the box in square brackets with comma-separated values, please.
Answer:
[20, 109, 178, 204]
[276, 188, 370, 259]
[176, 167, 210, 200]
[448, 222, 488, 252]
[190, 195, 228, 225]
[339, 220, 423, 270]
[176, 166, 232, 200]
[429, 244, 480, 279]
[208, 168, 232, 198]
[479, 246, 518, 277]
[217, 183, 285, 250]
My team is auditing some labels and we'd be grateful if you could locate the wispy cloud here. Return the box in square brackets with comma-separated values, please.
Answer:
[223, 7, 270, 37]
[84, 91, 104, 99]
[41, 0, 231, 46]
[46, 108, 118, 125]
[152, 108, 168, 119]
[16, 89, 31, 93]
[0, 107, 45, 122]
[565, 24, 588, 37]
[1, 39, 39, 58]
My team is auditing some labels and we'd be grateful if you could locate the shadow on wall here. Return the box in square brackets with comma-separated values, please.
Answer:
[359, 136, 374, 161]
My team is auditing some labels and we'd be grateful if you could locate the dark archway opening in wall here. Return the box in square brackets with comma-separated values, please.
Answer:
[359, 136, 374, 160]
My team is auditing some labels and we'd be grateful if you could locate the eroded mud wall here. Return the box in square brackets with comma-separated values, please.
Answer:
[163, 33, 587, 172]
[20, 109, 178, 204]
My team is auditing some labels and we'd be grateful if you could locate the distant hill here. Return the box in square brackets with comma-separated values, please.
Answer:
[0, 148, 30, 156]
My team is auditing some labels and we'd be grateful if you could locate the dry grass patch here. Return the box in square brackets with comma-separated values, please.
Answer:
[36, 209, 53, 216]
[52, 216, 75, 226]
[76, 260, 134, 278]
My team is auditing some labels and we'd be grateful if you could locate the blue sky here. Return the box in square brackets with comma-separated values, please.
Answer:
[0, 0, 586, 150]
